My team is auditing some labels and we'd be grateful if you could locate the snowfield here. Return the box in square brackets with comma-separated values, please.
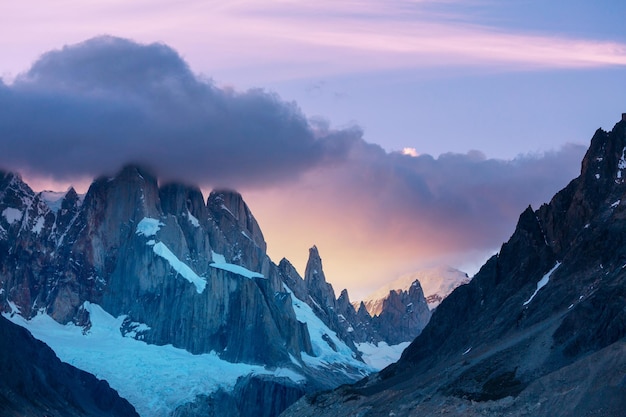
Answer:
[284, 284, 372, 375]
[355, 341, 411, 370]
[4, 303, 305, 417]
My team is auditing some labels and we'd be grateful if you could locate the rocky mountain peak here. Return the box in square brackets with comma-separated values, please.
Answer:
[0, 169, 34, 210]
[85, 164, 162, 224]
[580, 120, 626, 184]
[207, 189, 267, 252]
[159, 182, 207, 224]
[535, 120, 626, 259]
[304, 245, 325, 282]
[304, 245, 336, 313]
[337, 288, 351, 307]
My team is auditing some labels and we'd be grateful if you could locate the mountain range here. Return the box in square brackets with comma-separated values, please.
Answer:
[282, 119, 626, 416]
[0, 164, 437, 416]
[5, 116, 624, 417]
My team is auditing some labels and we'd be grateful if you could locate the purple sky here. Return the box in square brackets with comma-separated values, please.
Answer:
[1, 1, 626, 298]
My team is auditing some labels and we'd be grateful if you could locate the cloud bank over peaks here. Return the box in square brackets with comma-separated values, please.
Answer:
[246, 140, 587, 295]
[0, 36, 589, 294]
[0, 36, 355, 188]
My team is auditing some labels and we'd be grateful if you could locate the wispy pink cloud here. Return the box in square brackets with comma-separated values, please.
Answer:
[2, 0, 626, 83]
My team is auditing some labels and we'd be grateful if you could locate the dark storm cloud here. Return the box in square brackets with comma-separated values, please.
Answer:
[0, 36, 352, 187]
[0, 35, 588, 259]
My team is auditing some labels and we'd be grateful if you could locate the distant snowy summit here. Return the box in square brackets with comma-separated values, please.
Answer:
[359, 265, 470, 313]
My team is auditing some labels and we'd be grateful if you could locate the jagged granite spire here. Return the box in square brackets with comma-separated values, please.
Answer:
[304, 245, 337, 313]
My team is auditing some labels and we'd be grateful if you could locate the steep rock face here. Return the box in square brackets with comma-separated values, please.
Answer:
[351, 275, 434, 345]
[0, 315, 138, 417]
[277, 246, 364, 350]
[369, 281, 431, 345]
[304, 246, 338, 322]
[0, 166, 315, 366]
[206, 190, 269, 274]
[282, 119, 626, 417]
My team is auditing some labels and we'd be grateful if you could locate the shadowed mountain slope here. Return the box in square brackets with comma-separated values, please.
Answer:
[282, 120, 626, 417]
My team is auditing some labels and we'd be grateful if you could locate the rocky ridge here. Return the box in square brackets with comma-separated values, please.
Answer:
[281, 119, 626, 417]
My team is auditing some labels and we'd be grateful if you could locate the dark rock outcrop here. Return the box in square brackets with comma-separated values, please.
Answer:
[369, 280, 431, 345]
[173, 375, 306, 417]
[282, 119, 626, 417]
[0, 315, 138, 417]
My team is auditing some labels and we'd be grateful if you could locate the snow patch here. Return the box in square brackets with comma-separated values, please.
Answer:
[210, 262, 264, 279]
[220, 204, 235, 217]
[266, 368, 307, 383]
[462, 347, 472, 355]
[523, 262, 561, 306]
[40, 190, 67, 213]
[31, 216, 45, 234]
[611, 200, 621, 208]
[136, 217, 164, 237]
[595, 173, 600, 180]
[152, 242, 206, 293]
[4, 303, 304, 417]
[8, 301, 21, 315]
[211, 251, 227, 264]
[355, 341, 410, 370]
[284, 284, 370, 373]
[618, 147, 626, 181]
[2, 208, 23, 224]
[186, 210, 200, 228]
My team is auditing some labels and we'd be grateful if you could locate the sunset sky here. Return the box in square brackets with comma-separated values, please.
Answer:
[1, 1, 626, 298]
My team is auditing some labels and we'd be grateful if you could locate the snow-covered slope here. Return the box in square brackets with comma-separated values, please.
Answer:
[355, 341, 411, 370]
[4, 303, 307, 417]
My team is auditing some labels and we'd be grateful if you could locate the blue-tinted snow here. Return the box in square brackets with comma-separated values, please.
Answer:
[152, 242, 207, 293]
[4, 303, 305, 417]
[284, 284, 371, 374]
[135, 217, 164, 237]
[2, 208, 22, 224]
